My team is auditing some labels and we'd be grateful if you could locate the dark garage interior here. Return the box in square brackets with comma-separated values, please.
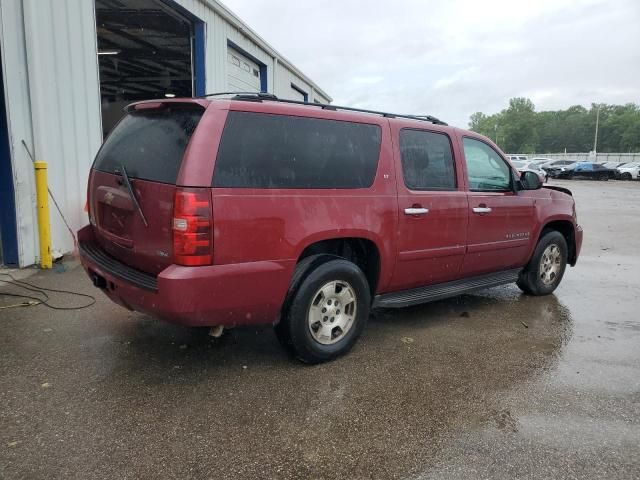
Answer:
[95, 0, 200, 136]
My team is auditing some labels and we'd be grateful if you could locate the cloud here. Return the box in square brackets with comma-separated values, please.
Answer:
[222, 0, 640, 127]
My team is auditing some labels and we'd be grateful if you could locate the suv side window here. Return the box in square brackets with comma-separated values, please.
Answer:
[462, 137, 512, 192]
[399, 129, 456, 190]
[213, 112, 381, 189]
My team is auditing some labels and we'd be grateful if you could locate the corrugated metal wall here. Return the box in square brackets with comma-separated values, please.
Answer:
[172, 0, 330, 103]
[274, 61, 323, 103]
[22, 0, 103, 260]
[1, 0, 330, 266]
[1, 0, 102, 265]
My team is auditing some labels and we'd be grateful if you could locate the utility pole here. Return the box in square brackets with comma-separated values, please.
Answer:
[494, 124, 498, 147]
[593, 106, 600, 154]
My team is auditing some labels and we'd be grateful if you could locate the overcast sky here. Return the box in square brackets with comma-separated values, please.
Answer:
[222, 0, 640, 127]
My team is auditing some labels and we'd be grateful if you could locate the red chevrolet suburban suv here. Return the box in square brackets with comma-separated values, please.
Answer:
[78, 94, 583, 363]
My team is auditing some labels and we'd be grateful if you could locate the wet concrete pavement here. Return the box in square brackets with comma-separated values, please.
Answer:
[1, 180, 639, 479]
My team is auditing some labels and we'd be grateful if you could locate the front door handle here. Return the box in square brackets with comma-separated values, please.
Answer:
[404, 207, 429, 216]
[472, 206, 492, 214]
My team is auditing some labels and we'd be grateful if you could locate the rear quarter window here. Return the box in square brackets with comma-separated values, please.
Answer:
[93, 106, 203, 184]
[213, 111, 382, 189]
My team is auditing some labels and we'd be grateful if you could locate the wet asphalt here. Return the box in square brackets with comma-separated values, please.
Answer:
[1, 180, 639, 479]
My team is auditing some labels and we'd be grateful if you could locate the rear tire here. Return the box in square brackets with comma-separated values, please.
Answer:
[276, 259, 370, 364]
[622, 172, 632, 180]
[599, 173, 609, 181]
[517, 231, 568, 296]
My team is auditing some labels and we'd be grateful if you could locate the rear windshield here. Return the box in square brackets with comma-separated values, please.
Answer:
[213, 111, 382, 189]
[93, 106, 203, 184]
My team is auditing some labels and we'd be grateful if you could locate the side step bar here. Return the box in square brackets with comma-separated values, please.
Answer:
[373, 269, 521, 309]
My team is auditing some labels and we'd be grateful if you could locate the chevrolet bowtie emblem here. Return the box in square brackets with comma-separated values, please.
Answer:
[103, 191, 114, 205]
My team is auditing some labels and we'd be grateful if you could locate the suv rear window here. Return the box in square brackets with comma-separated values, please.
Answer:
[93, 106, 203, 184]
[213, 111, 382, 189]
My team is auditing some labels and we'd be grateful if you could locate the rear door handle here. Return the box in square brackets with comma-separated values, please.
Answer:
[404, 207, 429, 215]
[472, 207, 492, 214]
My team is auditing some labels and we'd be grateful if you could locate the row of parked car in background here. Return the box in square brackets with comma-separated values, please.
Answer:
[506, 155, 640, 182]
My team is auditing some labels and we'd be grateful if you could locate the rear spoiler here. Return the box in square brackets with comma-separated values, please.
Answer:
[543, 185, 572, 196]
[125, 99, 208, 113]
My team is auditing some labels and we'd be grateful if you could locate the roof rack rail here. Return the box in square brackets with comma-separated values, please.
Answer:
[197, 91, 448, 126]
[198, 91, 277, 99]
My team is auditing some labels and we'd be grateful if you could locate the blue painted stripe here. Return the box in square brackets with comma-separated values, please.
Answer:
[0, 57, 19, 266]
[194, 22, 206, 96]
[259, 65, 268, 93]
[160, 0, 206, 96]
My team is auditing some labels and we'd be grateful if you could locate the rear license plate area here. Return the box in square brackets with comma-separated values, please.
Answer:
[99, 205, 133, 238]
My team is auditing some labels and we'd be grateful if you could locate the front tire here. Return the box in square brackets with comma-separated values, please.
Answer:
[517, 231, 568, 296]
[277, 259, 370, 363]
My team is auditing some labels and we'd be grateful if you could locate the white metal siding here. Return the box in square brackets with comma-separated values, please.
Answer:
[1, 0, 330, 266]
[288, 85, 306, 102]
[22, 0, 103, 259]
[172, 0, 331, 102]
[275, 65, 315, 102]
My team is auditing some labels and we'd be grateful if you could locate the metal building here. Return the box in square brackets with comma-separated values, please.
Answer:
[0, 0, 331, 267]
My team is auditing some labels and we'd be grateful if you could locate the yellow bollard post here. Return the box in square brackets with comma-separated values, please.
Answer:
[34, 161, 52, 268]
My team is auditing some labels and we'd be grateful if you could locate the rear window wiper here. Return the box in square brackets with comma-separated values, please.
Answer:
[116, 165, 148, 227]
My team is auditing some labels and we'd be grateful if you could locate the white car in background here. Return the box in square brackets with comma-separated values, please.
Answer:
[511, 160, 548, 183]
[530, 157, 554, 166]
[617, 162, 640, 180]
[601, 161, 625, 169]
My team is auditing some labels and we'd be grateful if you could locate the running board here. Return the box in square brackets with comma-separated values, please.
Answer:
[373, 269, 521, 309]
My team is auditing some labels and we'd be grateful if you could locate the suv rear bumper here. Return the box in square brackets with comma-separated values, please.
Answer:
[77, 225, 294, 327]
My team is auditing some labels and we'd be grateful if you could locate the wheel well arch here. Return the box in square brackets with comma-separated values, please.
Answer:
[297, 237, 381, 295]
[540, 220, 577, 265]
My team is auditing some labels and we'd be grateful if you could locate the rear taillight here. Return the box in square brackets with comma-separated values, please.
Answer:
[173, 188, 212, 266]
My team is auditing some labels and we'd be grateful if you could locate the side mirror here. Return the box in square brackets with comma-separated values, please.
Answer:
[520, 171, 542, 190]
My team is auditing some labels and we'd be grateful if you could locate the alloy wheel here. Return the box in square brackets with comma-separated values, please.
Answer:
[307, 280, 357, 345]
[539, 244, 562, 286]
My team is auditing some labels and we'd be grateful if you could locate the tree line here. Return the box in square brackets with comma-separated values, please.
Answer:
[469, 98, 640, 154]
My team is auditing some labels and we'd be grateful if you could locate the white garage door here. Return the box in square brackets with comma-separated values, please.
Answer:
[227, 48, 261, 92]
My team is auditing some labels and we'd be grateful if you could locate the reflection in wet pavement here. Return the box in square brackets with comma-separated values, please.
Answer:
[1, 181, 639, 479]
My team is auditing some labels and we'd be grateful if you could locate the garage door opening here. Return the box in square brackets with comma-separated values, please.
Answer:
[95, 0, 205, 136]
